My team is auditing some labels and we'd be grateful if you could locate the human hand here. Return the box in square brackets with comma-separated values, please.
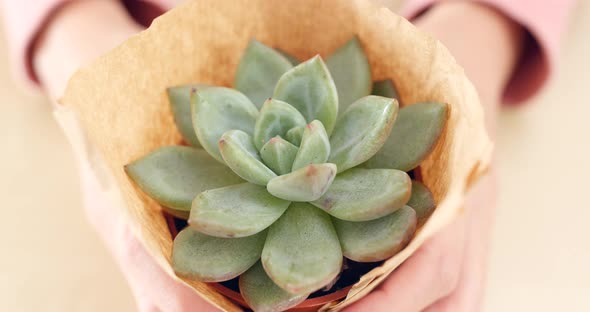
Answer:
[347, 2, 524, 311]
[39, 2, 522, 311]
[34, 0, 144, 99]
[346, 172, 497, 312]
[35, 1, 218, 310]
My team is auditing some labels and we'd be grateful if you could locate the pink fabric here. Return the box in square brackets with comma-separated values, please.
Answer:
[402, 0, 577, 103]
[0, 0, 576, 101]
[0, 0, 175, 84]
[0, 0, 63, 84]
[78, 158, 214, 312]
[0, 0, 577, 311]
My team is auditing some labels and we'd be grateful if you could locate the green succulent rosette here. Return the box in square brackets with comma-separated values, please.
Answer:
[126, 38, 446, 312]
[59, 1, 494, 311]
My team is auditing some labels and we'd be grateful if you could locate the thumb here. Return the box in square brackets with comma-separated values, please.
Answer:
[34, 0, 143, 100]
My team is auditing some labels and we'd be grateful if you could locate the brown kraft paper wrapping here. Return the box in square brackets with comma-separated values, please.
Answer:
[58, 0, 493, 311]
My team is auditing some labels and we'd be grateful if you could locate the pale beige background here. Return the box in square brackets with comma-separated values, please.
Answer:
[1, 1, 589, 312]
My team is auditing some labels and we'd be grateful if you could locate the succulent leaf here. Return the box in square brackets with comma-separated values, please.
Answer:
[167, 84, 210, 147]
[125, 146, 242, 219]
[291, 120, 331, 171]
[219, 130, 277, 186]
[190, 183, 290, 238]
[329, 95, 398, 172]
[253, 99, 307, 151]
[260, 136, 299, 175]
[364, 102, 448, 172]
[408, 180, 436, 226]
[333, 206, 417, 262]
[267, 163, 336, 202]
[285, 126, 305, 146]
[262, 202, 342, 295]
[273, 55, 338, 134]
[240, 262, 308, 312]
[235, 40, 293, 108]
[276, 48, 300, 65]
[172, 227, 265, 282]
[326, 36, 372, 112]
[191, 87, 259, 163]
[372, 79, 399, 102]
[312, 168, 411, 221]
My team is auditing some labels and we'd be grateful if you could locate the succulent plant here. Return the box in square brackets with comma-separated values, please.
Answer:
[125, 37, 447, 312]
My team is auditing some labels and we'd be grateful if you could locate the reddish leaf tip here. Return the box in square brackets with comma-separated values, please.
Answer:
[306, 165, 317, 177]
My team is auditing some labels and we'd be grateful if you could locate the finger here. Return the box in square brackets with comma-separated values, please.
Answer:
[424, 173, 497, 312]
[34, 0, 144, 99]
[345, 212, 467, 312]
[76, 152, 218, 312]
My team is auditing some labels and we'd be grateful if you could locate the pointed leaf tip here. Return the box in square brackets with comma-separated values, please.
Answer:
[191, 86, 259, 163]
[365, 102, 448, 172]
[285, 126, 305, 146]
[326, 36, 372, 112]
[190, 183, 290, 238]
[312, 168, 411, 221]
[291, 120, 330, 171]
[253, 98, 307, 151]
[329, 95, 398, 172]
[262, 203, 342, 295]
[125, 146, 242, 218]
[267, 163, 336, 202]
[372, 79, 400, 102]
[334, 206, 417, 262]
[219, 130, 276, 186]
[273, 55, 338, 134]
[408, 180, 436, 226]
[172, 227, 265, 282]
[235, 39, 293, 108]
[240, 262, 308, 312]
[167, 84, 211, 147]
[260, 136, 299, 175]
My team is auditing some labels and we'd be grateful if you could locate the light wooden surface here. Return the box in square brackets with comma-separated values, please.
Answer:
[1, 2, 589, 311]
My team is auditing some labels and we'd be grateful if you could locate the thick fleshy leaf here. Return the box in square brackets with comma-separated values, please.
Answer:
[273, 55, 338, 134]
[253, 99, 307, 150]
[276, 48, 300, 65]
[125, 146, 242, 219]
[333, 206, 417, 262]
[329, 96, 398, 172]
[372, 79, 400, 102]
[312, 168, 411, 221]
[240, 262, 308, 312]
[190, 183, 290, 238]
[326, 36, 371, 112]
[172, 227, 265, 282]
[262, 202, 342, 294]
[191, 86, 259, 163]
[235, 40, 293, 108]
[292, 120, 330, 171]
[285, 126, 304, 146]
[167, 84, 209, 147]
[364, 102, 448, 171]
[267, 163, 336, 202]
[260, 136, 299, 175]
[408, 180, 436, 226]
[219, 130, 276, 185]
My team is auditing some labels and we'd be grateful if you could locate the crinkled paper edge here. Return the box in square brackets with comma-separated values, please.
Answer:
[59, 0, 492, 311]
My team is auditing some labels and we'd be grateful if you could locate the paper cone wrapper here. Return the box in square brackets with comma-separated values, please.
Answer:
[58, 0, 492, 310]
